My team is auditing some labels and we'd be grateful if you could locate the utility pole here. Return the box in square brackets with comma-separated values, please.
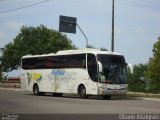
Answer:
[76, 23, 88, 48]
[111, 0, 115, 52]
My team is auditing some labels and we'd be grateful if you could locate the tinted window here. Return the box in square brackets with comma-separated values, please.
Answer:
[97, 54, 127, 84]
[97, 54, 126, 65]
[22, 54, 86, 69]
[87, 54, 98, 82]
[22, 58, 37, 69]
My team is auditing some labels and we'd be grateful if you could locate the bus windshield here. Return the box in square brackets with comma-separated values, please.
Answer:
[97, 54, 127, 84]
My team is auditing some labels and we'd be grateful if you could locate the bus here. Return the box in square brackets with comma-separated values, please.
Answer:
[21, 48, 128, 99]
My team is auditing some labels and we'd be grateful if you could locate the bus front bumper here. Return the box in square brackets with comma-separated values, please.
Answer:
[98, 89, 127, 96]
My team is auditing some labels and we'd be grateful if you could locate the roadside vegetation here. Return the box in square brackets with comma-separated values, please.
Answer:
[0, 67, 2, 82]
[128, 37, 160, 94]
[127, 92, 160, 99]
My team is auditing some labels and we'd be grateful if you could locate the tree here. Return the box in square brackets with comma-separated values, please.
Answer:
[0, 67, 2, 82]
[86, 44, 96, 49]
[128, 63, 148, 92]
[100, 47, 108, 51]
[86, 44, 108, 51]
[0, 48, 3, 82]
[145, 37, 160, 93]
[2, 25, 76, 72]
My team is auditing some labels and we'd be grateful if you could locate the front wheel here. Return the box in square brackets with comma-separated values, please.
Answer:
[79, 85, 88, 99]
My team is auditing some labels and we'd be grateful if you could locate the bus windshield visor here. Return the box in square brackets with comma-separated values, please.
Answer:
[97, 54, 127, 84]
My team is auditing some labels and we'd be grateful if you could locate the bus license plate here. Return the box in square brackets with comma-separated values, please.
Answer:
[112, 91, 118, 95]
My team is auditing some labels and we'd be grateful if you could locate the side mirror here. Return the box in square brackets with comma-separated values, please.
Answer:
[127, 63, 133, 74]
[98, 61, 103, 73]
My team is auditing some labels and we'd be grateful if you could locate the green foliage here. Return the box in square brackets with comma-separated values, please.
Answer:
[100, 47, 108, 51]
[145, 37, 160, 93]
[128, 64, 148, 92]
[0, 67, 2, 82]
[128, 37, 160, 93]
[86, 44, 96, 48]
[2, 25, 76, 72]
[86, 44, 108, 51]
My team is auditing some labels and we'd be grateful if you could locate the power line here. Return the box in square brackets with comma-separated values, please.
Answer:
[0, 0, 51, 14]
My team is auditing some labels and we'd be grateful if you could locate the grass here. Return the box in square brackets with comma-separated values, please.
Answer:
[127, 91, 160, 99]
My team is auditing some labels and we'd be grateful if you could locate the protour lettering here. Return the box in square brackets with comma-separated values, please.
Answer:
[52, 69, 65, 76]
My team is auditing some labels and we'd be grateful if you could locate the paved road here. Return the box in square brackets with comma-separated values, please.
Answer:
[0, 88, 160, 114]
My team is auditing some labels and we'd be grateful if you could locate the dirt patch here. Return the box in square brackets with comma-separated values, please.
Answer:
[0, 82, 20, 88]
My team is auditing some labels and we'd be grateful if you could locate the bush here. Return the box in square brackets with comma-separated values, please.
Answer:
[128, 64, 148, 92]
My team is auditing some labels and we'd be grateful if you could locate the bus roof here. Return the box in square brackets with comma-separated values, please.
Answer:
[57, 48, 121, 55]
[22, 48, 121, 58]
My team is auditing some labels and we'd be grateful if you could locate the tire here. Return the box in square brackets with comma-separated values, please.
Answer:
[33, 84, 40, 95]
[79, 85, 88, 99]
[103, 95, 111, 100]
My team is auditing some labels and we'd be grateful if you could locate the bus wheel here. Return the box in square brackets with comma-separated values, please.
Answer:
[79, 85, 88, 99]
[33, 84, 40, 95]
[103, 95, 111, 100]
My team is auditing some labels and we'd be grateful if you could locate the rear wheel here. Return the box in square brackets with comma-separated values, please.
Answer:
[79, 85, 88, 99]
[33, 84, 40, 95]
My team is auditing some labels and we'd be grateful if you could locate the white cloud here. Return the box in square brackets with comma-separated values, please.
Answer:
[5, 21, 24, 30]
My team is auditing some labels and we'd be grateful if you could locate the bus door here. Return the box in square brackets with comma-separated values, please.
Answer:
[87, 54, 99, 94]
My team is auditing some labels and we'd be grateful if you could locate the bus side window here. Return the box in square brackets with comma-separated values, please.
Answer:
[45, 57, 53, 68]
[22, 58, 36, 69]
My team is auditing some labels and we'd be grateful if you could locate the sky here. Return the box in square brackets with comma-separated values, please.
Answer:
[0, 0, 160, 65]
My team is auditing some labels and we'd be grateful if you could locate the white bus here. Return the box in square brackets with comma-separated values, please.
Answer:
[21, 49, 128, 99]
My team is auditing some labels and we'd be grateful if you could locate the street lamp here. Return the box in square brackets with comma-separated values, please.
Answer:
[111, 0, 115, 52]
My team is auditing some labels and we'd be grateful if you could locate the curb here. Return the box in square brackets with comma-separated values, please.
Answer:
[134, 97, 160, 102]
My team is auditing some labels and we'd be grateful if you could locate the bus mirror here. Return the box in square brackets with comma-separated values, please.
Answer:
[98, 61, 103, 73]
